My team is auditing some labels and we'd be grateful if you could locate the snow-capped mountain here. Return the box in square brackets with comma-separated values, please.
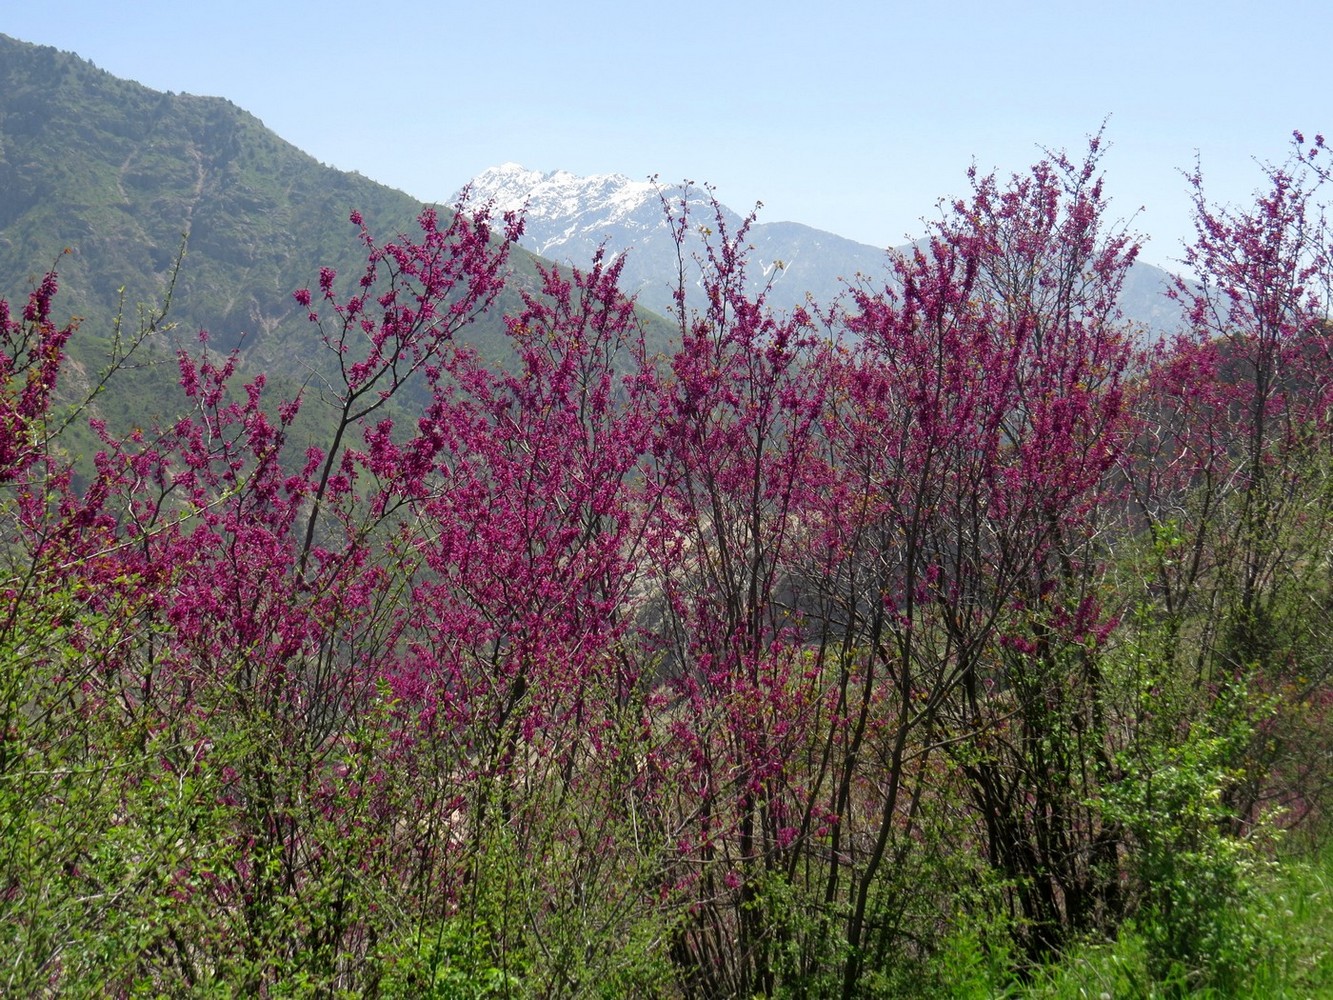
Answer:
[457, 163, 883, 319]
[462, 163, 662, 258]
[457, 164, 1182, 333]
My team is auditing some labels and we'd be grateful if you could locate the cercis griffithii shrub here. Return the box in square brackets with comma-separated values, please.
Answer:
[829, 134, 1139, 971]
[4, 133, 1333, 998]
[2, 204, 533, 993]
[1123, 136, 1333, 833]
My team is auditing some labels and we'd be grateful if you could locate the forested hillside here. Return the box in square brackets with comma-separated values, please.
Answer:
[0, 34, 673, 456]
[0, 34, 441, 354]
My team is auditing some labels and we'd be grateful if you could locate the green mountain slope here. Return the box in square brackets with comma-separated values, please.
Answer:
[0, 34, 671, 455]
[1, 35, 456, 356]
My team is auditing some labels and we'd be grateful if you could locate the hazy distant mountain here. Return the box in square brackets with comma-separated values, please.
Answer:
[462, 163, 1185, 336]
[459, 164, 871, 319]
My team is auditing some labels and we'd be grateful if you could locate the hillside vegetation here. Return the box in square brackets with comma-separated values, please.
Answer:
[0, 34, 672, 465]
[0, 34, 436, 354]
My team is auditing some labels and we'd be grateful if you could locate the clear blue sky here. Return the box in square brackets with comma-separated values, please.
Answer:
[5, 1, 1329, 267]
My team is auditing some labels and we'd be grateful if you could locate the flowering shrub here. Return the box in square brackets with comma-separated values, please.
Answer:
[2, 135, 1332, 997]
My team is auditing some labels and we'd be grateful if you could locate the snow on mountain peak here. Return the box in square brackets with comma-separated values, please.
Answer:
[448, 163, 1177, 338]
[461, 163, 547, 213]
[456, 164, 661, 255]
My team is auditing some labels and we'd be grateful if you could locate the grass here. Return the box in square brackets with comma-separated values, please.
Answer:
[931, 834, 1333, 999]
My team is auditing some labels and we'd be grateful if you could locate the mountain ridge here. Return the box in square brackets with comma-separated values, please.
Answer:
[459, 162, 1185, 334]
[0, 35, 683, 454]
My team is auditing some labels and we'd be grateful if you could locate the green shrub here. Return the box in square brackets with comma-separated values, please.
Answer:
[1101, 707, 1279, 995]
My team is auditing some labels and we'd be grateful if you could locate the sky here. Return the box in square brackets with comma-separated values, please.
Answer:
[4, 1, 1330, 267]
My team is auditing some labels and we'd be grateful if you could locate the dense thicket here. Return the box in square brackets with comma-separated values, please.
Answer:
[4, 133, 1332, 997]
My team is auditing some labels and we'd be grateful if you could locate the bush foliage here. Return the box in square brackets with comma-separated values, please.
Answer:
[4, 130, 1333, 996]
